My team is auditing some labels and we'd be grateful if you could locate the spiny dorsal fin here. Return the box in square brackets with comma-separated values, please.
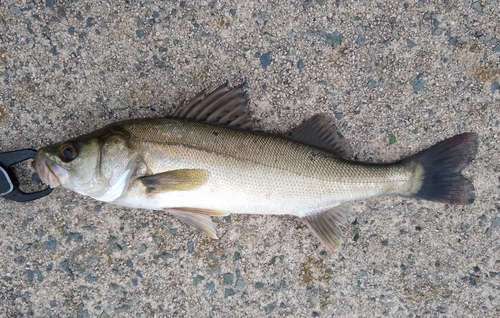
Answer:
[166, 208, 228, 239]
[172, 82, 255, 130]
[287, 115, 351, 158]
[301, 203, 350, 253]
[140, 169, 210, 193]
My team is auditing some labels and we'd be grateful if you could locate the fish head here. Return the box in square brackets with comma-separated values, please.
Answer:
[35, 138, 103, 195]
[35, 128, 139, 201]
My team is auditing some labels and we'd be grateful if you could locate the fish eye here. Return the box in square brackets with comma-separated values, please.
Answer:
[60, 143, 78, 162]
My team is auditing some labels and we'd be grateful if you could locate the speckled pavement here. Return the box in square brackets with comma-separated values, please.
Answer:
[1, 1, 499, 317]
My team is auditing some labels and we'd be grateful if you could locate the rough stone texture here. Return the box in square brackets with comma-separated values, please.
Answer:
[0, 1, 499, 317]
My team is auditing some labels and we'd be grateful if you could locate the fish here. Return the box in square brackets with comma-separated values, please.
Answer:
[34, 83, 478, 253]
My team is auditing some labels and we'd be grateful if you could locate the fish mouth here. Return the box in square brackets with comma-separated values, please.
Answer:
[34, 151, 68, 188]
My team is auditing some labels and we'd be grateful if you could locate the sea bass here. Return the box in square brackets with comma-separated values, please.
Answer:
[34, 83, 478, 253]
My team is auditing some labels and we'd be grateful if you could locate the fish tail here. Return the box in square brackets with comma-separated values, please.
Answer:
[403, 132, 478, 204]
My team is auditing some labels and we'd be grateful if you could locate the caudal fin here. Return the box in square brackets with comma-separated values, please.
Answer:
[405, 132, 478, 205]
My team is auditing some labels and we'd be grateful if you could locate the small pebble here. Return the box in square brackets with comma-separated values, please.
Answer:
[115, 300, 133, 312]
[356, 36, 365, 46]
[14, 256, 26, 265]
[187, 241, 194, 253]
[432, 28, 443, 36]
[153, 252, 174, 260]
[26, 270, 34, 283]
[265, 302, 275, 314]
[138, 244, 147, 254]
[302, 0, 313, 10]
[204, 281, 216, 295]
[279, 281, 287, 292]
[325, 30, 343, 45]
[136, 30, 146, 39]
[9, 6, 22, 15]
[193, 274, 204, 286]
[392, 29, 400, 40]
[224, 288, 236, 298]
[260, 52, 271, 69]
[35, 268, 44, 282]
[168, 228, 177, 235]
[66, 232, 82, 244]
[297, 58, 305, 70]
[235, 275, 246, 290]
[491, 217, 500, 227]
[85, 275, 99, 282]
[410, 73, 427, 92]
[448, 36, 458, 46]
[44, 235, 57, 251]
[109, 282, 123, 291]
[42, 26, 51, 38]
[223, 273, 234, 285]
[471, 2, 482, 12]
[389, 136, 396, 145]
[60, 261, 74, 278]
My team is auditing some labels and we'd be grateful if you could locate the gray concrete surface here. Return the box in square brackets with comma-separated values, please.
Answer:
[1, 0, 499, 317]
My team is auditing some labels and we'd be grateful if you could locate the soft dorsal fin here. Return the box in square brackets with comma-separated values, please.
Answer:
[287, 115, 351, 158]
[172, 82, 255, 129]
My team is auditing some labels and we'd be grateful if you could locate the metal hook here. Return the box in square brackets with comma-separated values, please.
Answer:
[0, 149, 53, 202]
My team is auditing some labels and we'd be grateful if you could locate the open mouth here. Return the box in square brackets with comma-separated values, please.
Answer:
[34, 151, 67, 188]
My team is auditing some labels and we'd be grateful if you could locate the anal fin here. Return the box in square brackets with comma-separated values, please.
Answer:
[301, 203, 350, 253]
[166, 208, 228, 239]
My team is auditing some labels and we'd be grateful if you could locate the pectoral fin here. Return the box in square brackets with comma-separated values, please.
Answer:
[301, 203, 350, 253]
[166, 208, 228, 239]
[140, 169, 210, 193]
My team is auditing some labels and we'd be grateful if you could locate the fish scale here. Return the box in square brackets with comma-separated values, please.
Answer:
[120, 119, 412, 202]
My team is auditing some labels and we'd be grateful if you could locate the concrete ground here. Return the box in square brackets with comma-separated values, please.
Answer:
[1, 0, 499, 317]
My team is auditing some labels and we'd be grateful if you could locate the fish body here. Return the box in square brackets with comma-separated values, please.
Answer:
[35, 83, 478, 252]
[96, 118, 413, 214]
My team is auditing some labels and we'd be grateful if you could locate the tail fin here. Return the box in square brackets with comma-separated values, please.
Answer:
[404, 132, 478, 205]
